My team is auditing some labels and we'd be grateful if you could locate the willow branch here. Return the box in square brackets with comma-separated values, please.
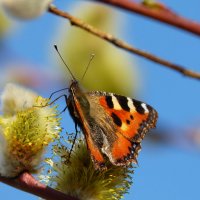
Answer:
[0, 172, 79, 200]
[93, 0, 200, 37]
[48, 5, 200, 80]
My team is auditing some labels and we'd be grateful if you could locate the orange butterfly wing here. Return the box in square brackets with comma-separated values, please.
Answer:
[68, 81, 158, 168]
[98, 94, 158, 165]
[68, 93, 106, 169]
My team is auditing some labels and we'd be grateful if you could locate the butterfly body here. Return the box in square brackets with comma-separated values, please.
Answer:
[67, 80, 158, 169]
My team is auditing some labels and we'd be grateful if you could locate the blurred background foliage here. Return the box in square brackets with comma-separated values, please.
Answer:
[56, 2, 138, 96]
[0, 9, 11, 38]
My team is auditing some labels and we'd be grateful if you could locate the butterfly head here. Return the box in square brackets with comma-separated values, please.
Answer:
[69, 79, 80, 93]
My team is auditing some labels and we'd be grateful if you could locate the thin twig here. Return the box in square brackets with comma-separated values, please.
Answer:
[94, 0, 200, 37]
[48, 5, 200, 80]
[0, 172, 79, 200]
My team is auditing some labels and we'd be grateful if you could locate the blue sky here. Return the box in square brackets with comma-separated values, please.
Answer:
[0, 0, 200, 199]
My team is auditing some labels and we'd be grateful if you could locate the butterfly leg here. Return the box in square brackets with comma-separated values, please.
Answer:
[48, 94, 68, 106]
[67, 122, 79, 163]
[49, 94, 70, 116]
[48, 87, 69, 99]
[34, 94, 68, 109]
[59, 95, 69, 114]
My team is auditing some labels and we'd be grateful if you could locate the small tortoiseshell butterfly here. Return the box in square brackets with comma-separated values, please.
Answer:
[54, 45, 158, 169]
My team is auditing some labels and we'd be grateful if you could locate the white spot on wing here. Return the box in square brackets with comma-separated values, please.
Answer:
[111, 94, 121, 110]
[141, 103, 149, 113]
[127, 98, 136, 112]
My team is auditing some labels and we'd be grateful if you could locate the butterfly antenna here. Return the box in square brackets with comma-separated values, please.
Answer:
[81, 53, 95, 81]
[54, 45, 76, 80]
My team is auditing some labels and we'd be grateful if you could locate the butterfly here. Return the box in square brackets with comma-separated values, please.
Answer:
[54, 45, 158, 169]
[67, 80, 158, 169]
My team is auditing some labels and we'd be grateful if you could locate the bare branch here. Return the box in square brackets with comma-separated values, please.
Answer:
[48, 5, 200, 80]
[93, 0, 200, 37]
[0, 172, 79, 200]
